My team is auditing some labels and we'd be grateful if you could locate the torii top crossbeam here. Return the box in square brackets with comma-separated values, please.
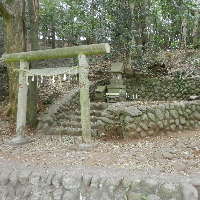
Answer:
[3, 43, 110, 62]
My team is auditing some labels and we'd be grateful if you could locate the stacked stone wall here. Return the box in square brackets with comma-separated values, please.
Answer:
[100, 100, 200, 139]
[0, 168, 199, 200]
[125, 76, 200, 101]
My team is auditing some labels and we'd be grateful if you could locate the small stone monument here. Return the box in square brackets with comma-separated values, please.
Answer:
[94, 85, 107, 102]
[106, 62, 126, 102]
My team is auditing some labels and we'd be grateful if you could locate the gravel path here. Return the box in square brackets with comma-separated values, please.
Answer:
[0, 129, 199, 178]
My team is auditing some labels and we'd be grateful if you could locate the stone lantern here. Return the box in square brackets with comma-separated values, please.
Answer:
[106, 62, 126, 102]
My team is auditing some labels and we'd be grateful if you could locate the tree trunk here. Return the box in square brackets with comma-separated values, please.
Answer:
[181, 18, 187, 48]
[51, 24, 56, 49]
[192, 10, 200, 47]
[126, 1, 136, 71]
[0, 0, 26, 116]
[134, 0, 148, 46]
[0, 17, 4, 56]
[27, 0, 39, 127]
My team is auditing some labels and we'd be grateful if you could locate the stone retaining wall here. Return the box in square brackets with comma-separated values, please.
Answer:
[0, 168, 199, 200]
[99, 100, 200, 139]
[38, 76, 200, 139]
[125, 76, 200, 101]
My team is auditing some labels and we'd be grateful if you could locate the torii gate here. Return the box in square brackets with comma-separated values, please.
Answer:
[3, 43, 110, 148]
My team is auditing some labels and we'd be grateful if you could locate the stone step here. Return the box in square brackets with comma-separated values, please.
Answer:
[90, 110, 101, 117]
[43, 102, 108, 136]
[47, 127, 97, 137]
[47, 127, 82, 136]
[63, 115, 99, 123]
[58, 120, 97, 129]
[64, 115, 81, 122]
[58, 121, 82, 128]
[90, 102, 108, 110]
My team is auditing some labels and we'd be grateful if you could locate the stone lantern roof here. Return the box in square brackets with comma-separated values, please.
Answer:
[111, 62, 124, 73]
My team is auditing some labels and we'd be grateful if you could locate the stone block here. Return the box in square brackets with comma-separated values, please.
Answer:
[46, 172, 55, 185]
[158, 183, 177, 199]
[189, 120, 195, 127]
[175, 119, 180, 126]
[170, 124, 176, 131]
[24, 185, 32, 197]
[53, 188, 64, 200]
[136, 127, 142, 133]
[147, 113, 156, 122]
[124, 116, 135, 123]
[141, 178, 159, 194]
[148, 122, 156, 129]
[173, 162, 187, 171]
[90, 175, 102, 188]
[127, 191, 143, 200]
[100, 192, 112, 200]
[42, 123, 50, 133]
[122, 177, 132, 189]
[8, 187, 16, 199]
[126, 131, 140, 139]
[123, 107, 142, 117]
[62, 175, 81, 190]
[193, 111, 200, 120]
[62, 190, 79, 200]
[99, 117, 115, 124]
[165, 110, 170, 119]
[140, 131, 147, 138]
[170, 110, 179, 119]
[42, 114, 54, 125]
[96, 120, 105, 136]
[156, 121, 164, 129]
[0, 170, 11, 185]
[146, 194, 161, 200]
[190, 178, 200, 187]
[155, 109, 165, 120]
[180, 117, 186, 125]
[139, 122, 149, 131]
[42, 194, 53, 200]
[148, 130, 154, 136]
[19, 170, 32, 185]
[185, 109, 192, 115]
[130, 179, 141, 192]
[99, 178, 107, 190]
[52, 173, 63, 188]
[107, 177, 122, 191]
[30, 172, 41, 186]
[141, 114, 149, 121]
[180, 182, 198, 200]
[10, 170, 19, 187]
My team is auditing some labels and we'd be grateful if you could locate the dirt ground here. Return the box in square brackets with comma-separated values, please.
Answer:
[0, 99, 199, 179]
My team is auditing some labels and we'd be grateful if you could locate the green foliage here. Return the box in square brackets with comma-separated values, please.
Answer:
[141, 194, 147, 200]
[38, 0, 200, 65]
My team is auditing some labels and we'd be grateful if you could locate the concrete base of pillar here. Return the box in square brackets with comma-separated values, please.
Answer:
[5, 136, 35, 146]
